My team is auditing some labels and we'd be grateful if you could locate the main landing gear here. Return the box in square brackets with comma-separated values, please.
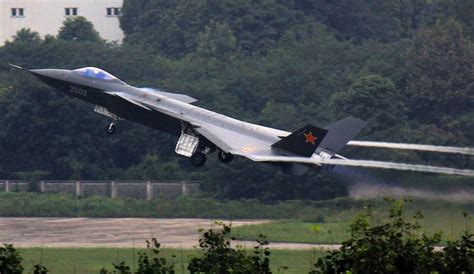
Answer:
[218, 150, 233, 163]
[189, 150, 233, 167]
[191, 151, 207, 167]
[175, 123, 234, 167]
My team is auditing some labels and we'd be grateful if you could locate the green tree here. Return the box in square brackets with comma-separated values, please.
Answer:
[442, 228, 474, 272]
[58, 17, 102, 42]
[196, 21, 237, 60]
[405, 19, 474, 123]
[0, 244, 24, 274]
[432, 0, 474, 38]
[124, 154, 184, 180]
[120, 0, 306, 56]
[297, 0, 431, 42]
[330, 74, 405, 132]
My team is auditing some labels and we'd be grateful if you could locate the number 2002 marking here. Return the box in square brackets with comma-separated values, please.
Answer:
[70, 86, 88, 96]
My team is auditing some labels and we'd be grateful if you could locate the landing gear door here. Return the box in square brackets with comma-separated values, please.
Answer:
[175, 131, 199, 157]
[94, 105, 116, 119]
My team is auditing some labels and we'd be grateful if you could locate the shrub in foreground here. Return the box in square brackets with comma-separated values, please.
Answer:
[187, 223, 272, 273]
[2, 199, 473, 273]
[312, 198, 474, 273]
[0, 244, 23, 274]
[100, 238, 175, 274]
[0, 244, 48, 274]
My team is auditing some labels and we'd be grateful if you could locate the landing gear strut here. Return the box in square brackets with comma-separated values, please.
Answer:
[218, 151, 233, 163]
[105, 118, 118, 135]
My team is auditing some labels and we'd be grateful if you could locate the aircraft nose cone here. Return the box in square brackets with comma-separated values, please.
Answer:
[29, 69, 70, 82]
[28, 69, 70, 88]
[30, 69, 55, 78]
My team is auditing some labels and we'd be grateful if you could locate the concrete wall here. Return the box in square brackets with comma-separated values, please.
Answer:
[0, 0, 124, 45]
[0, 180, 200, 199]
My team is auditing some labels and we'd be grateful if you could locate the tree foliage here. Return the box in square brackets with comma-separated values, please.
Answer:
[0, 244, 24, 274]
[312, 199, 474, 273]
[331, 75, 406, 133]
[187, 223, 272, 274]
[58, 17, 102, 42]
[405, 19, 474, 122]
[100, 238, 175, 274]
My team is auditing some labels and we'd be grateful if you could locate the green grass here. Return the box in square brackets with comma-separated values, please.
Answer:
[0, 192, 367, 219]
[19, 248, 325, 274]
[233, 200, 474, 244]
[233, 221, 351, 244]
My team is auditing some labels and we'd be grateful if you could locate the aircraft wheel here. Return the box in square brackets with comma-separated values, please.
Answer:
[218, 151, 233, 163]
[191, 152, 206, 167]
[106, 123, 116, 135]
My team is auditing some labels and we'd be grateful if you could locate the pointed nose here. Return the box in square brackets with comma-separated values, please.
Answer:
[29, 69, 65, 79]
[28, 69, 71, 89]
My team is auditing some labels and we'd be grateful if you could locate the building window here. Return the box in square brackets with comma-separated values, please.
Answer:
[106, 7, 121, 16]
[65, 8, 78, 16]
[11, 8, 25, 18]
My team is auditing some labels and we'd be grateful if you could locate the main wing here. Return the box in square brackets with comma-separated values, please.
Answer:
[106, 91, 286, 159]
[194, 123, 279, 159]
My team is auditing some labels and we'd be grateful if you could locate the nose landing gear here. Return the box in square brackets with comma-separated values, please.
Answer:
[105, 118, 118, 135]
[94, 106, 120, 135]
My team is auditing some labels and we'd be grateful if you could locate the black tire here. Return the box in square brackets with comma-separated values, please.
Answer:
[106, 124, 116, 135]
[191, 152, 206, 167]
[218, 151, 233, 163]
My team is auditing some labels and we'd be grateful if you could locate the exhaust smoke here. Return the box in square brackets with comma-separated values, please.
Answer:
[320, 158, 474, 177]
[349, 182, 474, 203]
[347, 141, 474, 156]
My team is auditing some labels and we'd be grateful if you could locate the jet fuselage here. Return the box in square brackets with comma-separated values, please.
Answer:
[30, 68, 288, 145]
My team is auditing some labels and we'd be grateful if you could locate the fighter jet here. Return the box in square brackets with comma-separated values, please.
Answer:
[10, 64, 474, 177]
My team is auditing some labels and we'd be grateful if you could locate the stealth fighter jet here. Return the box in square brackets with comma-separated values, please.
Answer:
[11, 64, 474, 177]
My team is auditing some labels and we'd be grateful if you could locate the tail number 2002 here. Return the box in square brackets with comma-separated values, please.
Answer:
[70, 86, 88, 96]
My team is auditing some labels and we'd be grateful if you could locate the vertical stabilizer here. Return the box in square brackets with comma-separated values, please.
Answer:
[319, 116, 367, 154]
[272, 125, 328, 157]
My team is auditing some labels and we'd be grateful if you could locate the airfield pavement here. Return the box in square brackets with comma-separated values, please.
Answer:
[0, 218, 342, 250]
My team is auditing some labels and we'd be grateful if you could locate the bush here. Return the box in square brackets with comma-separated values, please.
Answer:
[0, 244, 23, 274]
[100, 238, 175, 274]
[187, 223, 272, 274]
[443, 228, 474, 272]
[312, 198, 474, 273]
[0, 244, 49, 273]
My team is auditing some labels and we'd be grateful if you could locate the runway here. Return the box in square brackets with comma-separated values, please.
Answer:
[0, 218, 340, 250]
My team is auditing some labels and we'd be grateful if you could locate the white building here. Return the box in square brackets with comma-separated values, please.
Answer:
[0, 0, 124, 45]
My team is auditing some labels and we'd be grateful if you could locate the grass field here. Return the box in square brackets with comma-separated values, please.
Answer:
[233, 221, 351, 244]
[232, 200, 474, 244]
[19, 248, 325, 274]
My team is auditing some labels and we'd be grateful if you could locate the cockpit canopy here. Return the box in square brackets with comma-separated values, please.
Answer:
[74, 67, 123, 83]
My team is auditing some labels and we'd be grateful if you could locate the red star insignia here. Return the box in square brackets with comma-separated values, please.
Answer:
[304, 131, 317, 145]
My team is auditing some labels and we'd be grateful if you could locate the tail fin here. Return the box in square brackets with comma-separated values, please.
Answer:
[272, 125, 328, 157]
[319, 116, 367, 154]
